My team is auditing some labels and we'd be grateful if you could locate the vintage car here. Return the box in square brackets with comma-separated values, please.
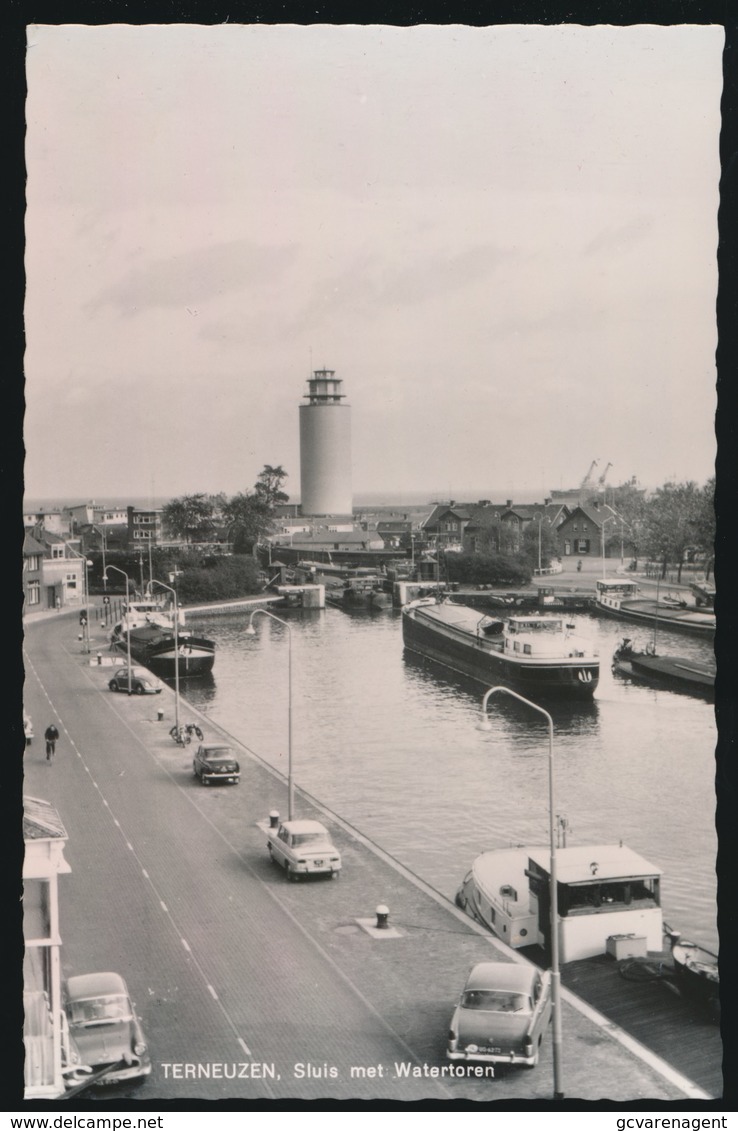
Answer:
[193, 743, 240, 785]
[447, 961, 552, 1068]
[267, 819, 342, 880]
[108, 667, 162, 695]
[64, 972, 151, 1084]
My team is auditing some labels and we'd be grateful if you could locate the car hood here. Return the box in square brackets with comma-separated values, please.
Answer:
[453, 1007, 529, 1046]
[70, 1021, 135, 1065]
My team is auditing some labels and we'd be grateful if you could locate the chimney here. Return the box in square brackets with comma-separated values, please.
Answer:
[544, 497, 552, 506]
[506, 499, 513, 509]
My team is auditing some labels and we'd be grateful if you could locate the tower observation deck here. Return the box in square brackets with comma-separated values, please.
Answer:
[299, 369, 353, 517]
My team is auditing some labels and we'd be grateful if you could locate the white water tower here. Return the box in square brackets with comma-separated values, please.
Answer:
[299, 368, 353, 516]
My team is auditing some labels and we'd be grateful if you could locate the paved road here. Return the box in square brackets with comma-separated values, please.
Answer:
[21, 609, 697, 1104]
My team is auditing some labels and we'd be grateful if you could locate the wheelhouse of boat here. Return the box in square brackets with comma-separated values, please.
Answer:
[595, 578, 640, 611]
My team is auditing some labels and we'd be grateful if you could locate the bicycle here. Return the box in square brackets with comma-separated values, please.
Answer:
[170, 723, 204, 746]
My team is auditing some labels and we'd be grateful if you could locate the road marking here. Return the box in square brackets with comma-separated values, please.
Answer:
[238, 1037, 252, 1057]
[142, 868, 149, 879]
[114, 818, 120, 827]
[126, 841, 134, 850]
[207, 984, 218, 1000]
[160, 901, 168, 912]
[181, 938, 191, 952]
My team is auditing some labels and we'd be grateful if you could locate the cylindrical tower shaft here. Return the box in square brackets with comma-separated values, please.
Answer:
[299, 369, 352, 516]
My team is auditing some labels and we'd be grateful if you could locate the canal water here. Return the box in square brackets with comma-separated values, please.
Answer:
[181, 605, 718, 952]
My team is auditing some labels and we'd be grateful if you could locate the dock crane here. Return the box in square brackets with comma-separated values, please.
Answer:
[598, 462, 613, 487]
[579, 459, 599, 493]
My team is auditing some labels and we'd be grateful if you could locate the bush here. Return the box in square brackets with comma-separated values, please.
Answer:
[444, 552, 532, 587]
[177, 556, 262, 603]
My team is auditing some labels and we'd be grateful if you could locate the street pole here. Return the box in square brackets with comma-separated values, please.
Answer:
[65, 543, 92, 653]
[246, 609, 293, 820]
[151, 579, 180, 735]
[105, 565, 133, 694]
[478, 685, 564, 1100]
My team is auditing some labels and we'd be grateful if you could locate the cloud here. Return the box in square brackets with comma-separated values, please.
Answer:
[583, 215, 654, 256]
[87, 239, 298, 316]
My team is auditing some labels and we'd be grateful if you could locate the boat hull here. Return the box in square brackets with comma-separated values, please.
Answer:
[595, 599, 715, 638]
[671, 941, 720, 1022]
[402, 604, 599, 698]
[113, 630, 216, 677]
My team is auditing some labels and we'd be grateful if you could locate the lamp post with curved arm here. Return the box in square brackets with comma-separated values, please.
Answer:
[477, 685, 563, 1100]
[64, 543, 93, 653]
[150, 578, 180, 736]
[245, 609, 293, 820]
[104, 565, 132, 694]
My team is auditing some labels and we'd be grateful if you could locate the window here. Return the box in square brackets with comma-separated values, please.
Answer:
[65, 573, 77, 589]
[27, 580, 40, 605]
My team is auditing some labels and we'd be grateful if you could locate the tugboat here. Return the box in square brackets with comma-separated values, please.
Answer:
[111, 597, 216, 678]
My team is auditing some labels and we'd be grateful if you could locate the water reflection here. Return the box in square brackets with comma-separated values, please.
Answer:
[181, 604, 718, 950]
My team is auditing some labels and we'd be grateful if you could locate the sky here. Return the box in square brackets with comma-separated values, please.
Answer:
[24, 23, 723, 506]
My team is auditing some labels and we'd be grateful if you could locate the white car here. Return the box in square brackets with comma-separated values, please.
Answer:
[267, 819, 341, 881]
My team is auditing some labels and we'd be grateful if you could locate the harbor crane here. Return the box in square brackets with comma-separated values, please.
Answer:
[597, 462, 613, 487]
[579, 460, 599, 492]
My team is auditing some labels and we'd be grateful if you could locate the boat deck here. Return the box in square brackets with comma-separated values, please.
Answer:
[559, 951, 722, 1097]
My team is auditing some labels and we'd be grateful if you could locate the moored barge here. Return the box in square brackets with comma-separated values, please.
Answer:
[402, 599, 599, 698]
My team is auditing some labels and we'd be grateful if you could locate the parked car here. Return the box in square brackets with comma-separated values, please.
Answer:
[267, 819, 341, 880]
[193, 743, 240, 785]
[64, 972, 151, 1085]
[447, 962, 552, 1068]
[108, 667, 162, 695]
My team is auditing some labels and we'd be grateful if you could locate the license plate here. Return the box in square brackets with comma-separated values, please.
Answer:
[313, 859, 324, 867]
[480, 1047, 501, 1054]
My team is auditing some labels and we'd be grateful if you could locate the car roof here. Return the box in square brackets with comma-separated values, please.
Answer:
[464, 963, 536, 993]
[200, 744, 233, 753]
[66, 972, 128, 999]
[282, 819, 329, 834]
[116, 666, 151, 676]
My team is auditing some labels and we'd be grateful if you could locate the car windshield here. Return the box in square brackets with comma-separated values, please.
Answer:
[68, 994, 131, 1025]
[462, 990, 531, 1013]
[204, 749, 231, 759]
[292, 832, 327, 847]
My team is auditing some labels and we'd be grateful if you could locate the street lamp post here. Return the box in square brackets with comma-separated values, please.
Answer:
[600, 515, 617, 579]
[65, 544, 93, 653]
[245, 609, 293, 820]
[478, 685, 564, 1100]
[150, 579, 180, 735]
[104, 565, 133, 695]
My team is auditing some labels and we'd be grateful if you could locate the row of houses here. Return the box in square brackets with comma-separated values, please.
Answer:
[422, 497, 629, 558]
[23, 495, 631, 612]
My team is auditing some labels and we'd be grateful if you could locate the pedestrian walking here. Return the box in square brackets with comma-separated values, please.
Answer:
[44, 723, 59, 761]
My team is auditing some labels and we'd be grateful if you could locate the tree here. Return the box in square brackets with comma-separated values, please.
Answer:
[254, 465, 289, 508]
[643, 481, 703, 582]
[162, 494, 223, 542]
[221, 492, 272, 554]
[521, 521, 561, 571]
[689, 477, 716, 580]
[608, 478, 647, 568]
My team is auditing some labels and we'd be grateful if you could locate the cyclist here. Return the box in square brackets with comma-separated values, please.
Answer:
[45, 723, 60, 762]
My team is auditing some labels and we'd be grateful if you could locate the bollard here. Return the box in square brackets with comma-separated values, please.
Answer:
[157, 709, 164, 722]
[97, 653, 102, 665]
[78, 633, 83, 641]
[269, 810, 280, 829]
[375, 904, 389, 930]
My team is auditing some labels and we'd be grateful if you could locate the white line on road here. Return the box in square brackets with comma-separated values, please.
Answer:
[207, 984, 218, 1000]
[181, 938, 191, 952]
[238, 1037, 252, 1057]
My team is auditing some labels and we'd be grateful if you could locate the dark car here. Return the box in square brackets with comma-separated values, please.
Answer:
[64, 972, 151, 1085]
[193, 743, 240, 785]
[108, 667, 162, 695]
